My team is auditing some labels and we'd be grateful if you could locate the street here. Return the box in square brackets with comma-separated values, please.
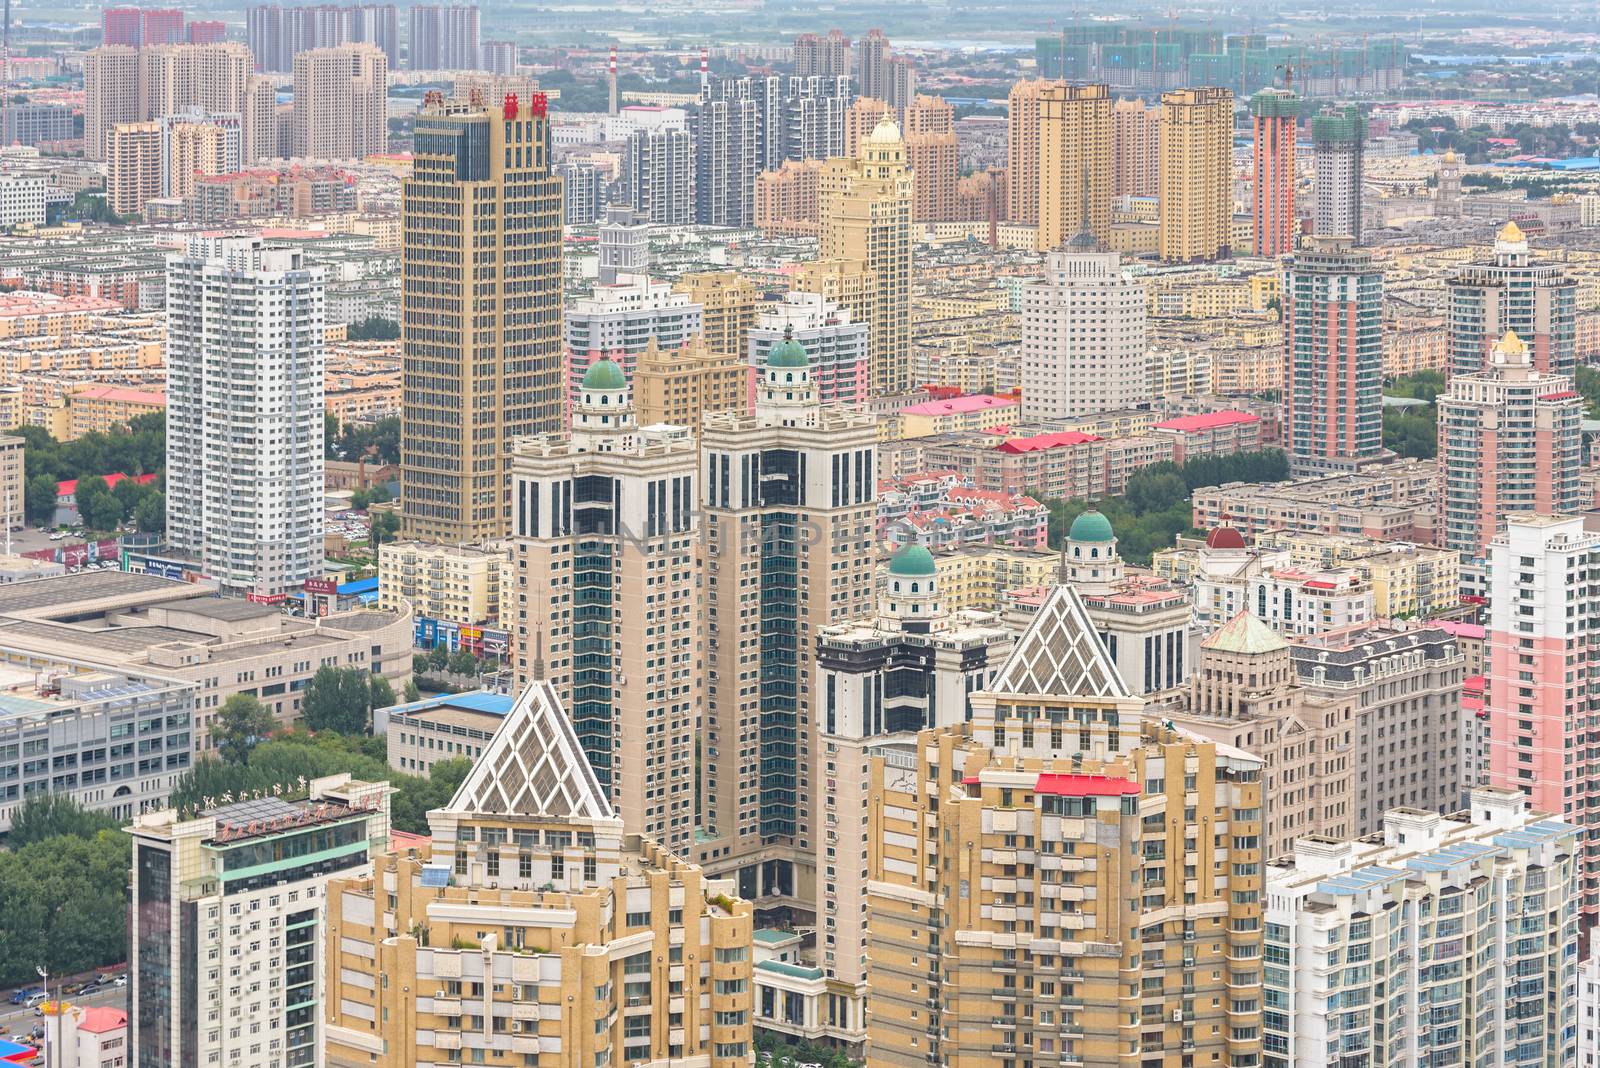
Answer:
[0, 984, 126, 1045]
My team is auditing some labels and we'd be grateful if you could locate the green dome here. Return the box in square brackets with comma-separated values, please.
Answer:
[1069, 509, 1114, 543]
[582, 359, 626, 391]
[767, 325, 810, 368]
[888, 544, 937, 577]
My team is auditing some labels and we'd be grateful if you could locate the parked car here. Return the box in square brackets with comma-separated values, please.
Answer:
[23, 992, 46, 1007]
[8, 988, 39, 1005]
[112, 975, 126, 987]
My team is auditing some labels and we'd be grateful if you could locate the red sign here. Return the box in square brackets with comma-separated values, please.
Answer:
[503, 93, 518, 120]
[528, 91, 548, 118]
[303, 578, 337, 595]
[247, 592, 288, 605]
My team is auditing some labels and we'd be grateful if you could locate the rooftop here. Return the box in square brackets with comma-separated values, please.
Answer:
[1152, 410, 1260, 433]
[901, 394, 1017, 417]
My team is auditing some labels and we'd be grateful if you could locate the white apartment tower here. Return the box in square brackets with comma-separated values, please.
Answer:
[1020, 235, 1148, 420]
[165, 235, 325, 597]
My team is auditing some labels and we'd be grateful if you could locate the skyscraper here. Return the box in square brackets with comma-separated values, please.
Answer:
[625, 127, 695, 225]
[247, 3, 399, 72]
[802, 116, 912, 396]
[856, 28, 889, 100]
[1282, 235, 1383, 476]
[1249, 86, 1299, 256]
[291, 44, 388, 160]
[83, 43, 251, 161]
[510, 362, 700, 856]
[400, 93, 564, 542]
[102, 7, 184, 47]
[1111, 95, 1160, 198]
[407, 3, 478, 69]
[1005, 79, 1049, 225]
[106, 122, 163, 216]
[165, 234, 325, 597]
[1159, 86, 1234, 263]
[794, 28, 850, 78]
[864, 585, 1265, 1068]
[902, 94, 958, 223]
[698, 332, 878, 913]
[1036, 81, 1113, 249]
[1019, 237, 1147, 419]
[844, 95, 889, 158]
[1312, 104, 1363, 243]
[1447, 221, 1576, 377]
[1437, 330, 1582, 593]
[673, 270, 760, 357]
[557, 159, 603, 224]
[693, 93, 760, 227]
[1487, 513, 1600, 917]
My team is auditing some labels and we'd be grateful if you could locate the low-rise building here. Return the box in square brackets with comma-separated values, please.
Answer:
[375, 689, 513, 777]
[129, 775, 392, 1068]
[897, 393, 1017, 438]
[1190, 459, 1439, 543]
[44, 1005, 127, 1068]
[929, 544, 1059, 614]
[322, 681, 756, 1068]
[378, 540, 510, 629]
[1256, 530, 1461, 618]
[1264, 790, 1579, 1068]
[632, 333, 747, 428]
[877, 472, 1048, 550]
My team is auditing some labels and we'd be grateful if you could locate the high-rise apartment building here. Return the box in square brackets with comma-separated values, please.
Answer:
[1282, 235, 1383, 476]
[556, 159, 603, 224]
[1487, 513, 1600, 915]
[510, 362, 699, 855]
[673, 270, 760, 358]
[1447, 221, 1576, 377]
[400, 94, 563, 543]
[1249, 86, 1299, 257]
[856, 28, 889, 101]
[1162, 610, 1355, 860]
[633, 335, 748, 427]
[902, 94, 958, 223]
[811, 544, 1014, 1045]
[1036, 82, 1113, 250]
[755, 159, 823, 234]
[1159, 86, 1234, 264]
[595, 205, 649, 285]
[865, 584, 1265, 1068]
[128, 775, 390, 1068]
[748, 292, 870, 409]
[563, 274, 702, 407]
[693, 94, 760, 227]
[103, 7, 185, 47]
[1019, 239, 1146, 420]
[106, 122, 163, 216]
[187, 19, 226, 44]
[844, 96, 889, 158]
[1111, 95, 1160, 198]
[885, 57, 917, 111]
[1312, 104, 1363, 243]
[322, 681, 756, 1068]
[407, 3, 478, 70]
[795, 29, 851, 78]
[165, 235, 325, 597]
[1438, 329, 1582, 591]
[697, 333, 878, 914]
[1005, 79, 1049, 226]
[160, 110, 241, 198]
[625, 127, 695, 225]
[83, 43, 251, 160]
[804, 116, 912, 396]
[247, 4, 399, 72]
[1264, 790, 1579, 1068]
[291, 44, 388, 160]
[481, 39, 515, 74]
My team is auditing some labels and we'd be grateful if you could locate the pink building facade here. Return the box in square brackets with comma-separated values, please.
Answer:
[1487, 513, 1600, 915]
[1249, 87, 1299, 258]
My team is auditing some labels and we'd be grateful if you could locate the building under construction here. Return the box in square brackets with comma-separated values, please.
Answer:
[1037, 29, 1408, 98]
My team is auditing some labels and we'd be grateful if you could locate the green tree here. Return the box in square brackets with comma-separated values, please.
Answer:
[0, 831, 130, 987]
[76, 487, 124, 532]
[427, 644, 449, 671]
[325, 412, 341, 460]
[346, 316, 401, 341]
[211, 693, 276, 764]
[403, 679, 421, 702]
[302, 665, 372, 734]
[111, 475, 150, 514]
[6, 794, 123, 847]
[1386, 370, 1446, 404]
[370, 511, 400, 546]
[369, 674, 396, 712]
[448, 649, 477, 676]
[133, 491, 166, 533]
[24, 473, 57, 526]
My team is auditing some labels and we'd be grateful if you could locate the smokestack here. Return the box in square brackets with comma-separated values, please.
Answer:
[608, 44, 618, 116]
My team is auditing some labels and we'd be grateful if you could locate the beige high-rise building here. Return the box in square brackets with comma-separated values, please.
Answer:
[400, 95, 564, 543]
[1113, 95, 1161, 197]
[843, 96, 890, 158]
[903, 94, 958, 223]
[243, 75, 280, 164]
[510, 360, 700, 856]
[1161, 609, 1356, 861]
[799, 116, 913, 396]
[106, 122, 162, 216]
[698, 332, 878, 917]
[166, 121, 230, 201]
[1037, 82, 1113, 250]
[865, 584, 1265, 1068]
[83, 42, 250, 161]
[633, 335, 748, 427]
[754, 159, 823, 235]
[323, 680, 757, 1068]
[1159, 87, 1235, 264]
[291, 44, 388, 161]
[672, 271, 760, 359]
[1006, 78, 1053, 226]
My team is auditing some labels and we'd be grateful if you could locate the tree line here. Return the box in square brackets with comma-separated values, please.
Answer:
[18, 412, 166, 528]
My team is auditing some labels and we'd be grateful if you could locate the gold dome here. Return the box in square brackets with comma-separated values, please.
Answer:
[1498, 220, 1527, 244]
[1498, 329, 1527, 357]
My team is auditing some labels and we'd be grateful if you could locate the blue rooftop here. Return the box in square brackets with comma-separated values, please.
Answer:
[1405, 841, 1496, 874]
[1318, 864, 1406, 897]
[338, 577, 379, 595]
[388, 689, 514, 717]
